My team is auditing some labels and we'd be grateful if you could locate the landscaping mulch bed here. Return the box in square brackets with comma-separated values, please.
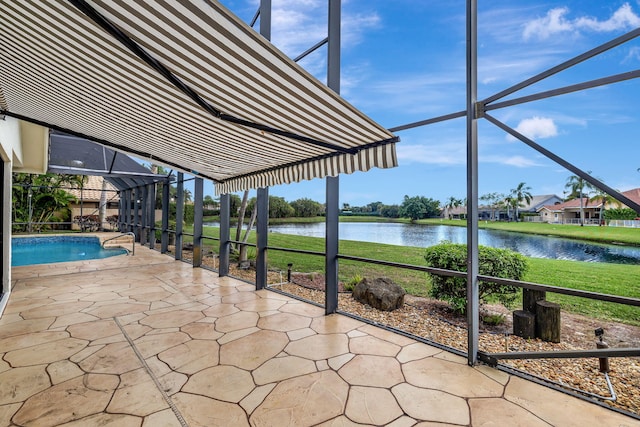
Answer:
[223, 266, 640, 417]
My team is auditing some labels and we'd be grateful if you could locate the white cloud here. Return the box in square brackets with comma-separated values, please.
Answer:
[523, 3, 640, 40]
[507, 116, 558, 141]
[396, 142, 465, 165]
[342, 12, 381, 46]
[523, 7, 574, 41]
[625, 46, 640, 62]
[268, 0, 379, 60]
[355, 72, 465, 118]
[478, 52, 560, 87]
[481, 155, 541, 168]
[575, 3, 640, 32]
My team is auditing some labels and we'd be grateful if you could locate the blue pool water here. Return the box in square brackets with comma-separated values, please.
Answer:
[11, 236, 128, 266]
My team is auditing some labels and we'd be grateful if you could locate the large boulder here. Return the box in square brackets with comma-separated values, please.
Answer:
[352, 278, 405, 311]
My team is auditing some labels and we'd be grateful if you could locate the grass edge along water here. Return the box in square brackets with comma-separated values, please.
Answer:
[193, 223, 640, 326]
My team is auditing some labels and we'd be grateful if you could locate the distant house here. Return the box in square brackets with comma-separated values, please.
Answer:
[520, 194, 563, 213]
[445, 206, 467, 219]
[66, 176, 120, 230]
[537, 188, 640, 225]
[519, 194, 563, 222]
[478, 205, 504, 221]
[446, 194, 564, 221]
[537, 198, 602, 224]
[442, 195, 559, 221]
[618, 188, 640, 210]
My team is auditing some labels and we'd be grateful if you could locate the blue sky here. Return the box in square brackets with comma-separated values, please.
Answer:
[197, 0, 640, 207]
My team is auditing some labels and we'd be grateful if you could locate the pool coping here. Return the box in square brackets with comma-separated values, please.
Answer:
[11, 232, 132, 245]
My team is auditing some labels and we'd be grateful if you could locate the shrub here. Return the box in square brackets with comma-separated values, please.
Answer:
[482, 314, 506, 326]
[343, 274, 363, 292]
[604, 208, 637, 220]
[424, 242, 527, 313]
[155, 220, 177, 242]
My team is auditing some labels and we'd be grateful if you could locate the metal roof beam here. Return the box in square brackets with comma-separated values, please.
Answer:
[484, 26, 640, 105]
[486, 70, 640, 112]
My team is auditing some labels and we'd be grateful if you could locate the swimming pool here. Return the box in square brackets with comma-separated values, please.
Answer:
[11, 236, 128, 266]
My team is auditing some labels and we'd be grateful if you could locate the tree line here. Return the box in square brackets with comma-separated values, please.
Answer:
[13, 167, 637, 234]
[204, 194, 443, 221]
[11, 173, 85, 232]
[227, 194, 324, 218]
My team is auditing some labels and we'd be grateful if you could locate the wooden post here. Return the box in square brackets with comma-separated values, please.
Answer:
[513, 310, 535, 339]
[535, 300, 561, 343]
[523, 289, 546, 313]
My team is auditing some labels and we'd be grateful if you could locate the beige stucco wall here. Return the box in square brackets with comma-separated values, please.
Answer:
[539, 209, 555, 223]
[12, 121, 48, 174]
[0, 117, 22, 314]
[0, 118, 49, 316]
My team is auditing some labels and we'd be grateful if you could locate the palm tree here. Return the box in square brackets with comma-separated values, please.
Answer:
[11, 173, 85, 232]
[487, 192, 505, 221]
[565, 173, 594, 226]
[503, 196, 514, 221]
[98, 178, 109, 230]
[589, 188, 618, 225]
[443, 196, 461, 219]
[33, 189, 77, 229]
[510, 182, 532, 222]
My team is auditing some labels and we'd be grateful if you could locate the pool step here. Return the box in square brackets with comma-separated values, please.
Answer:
[102, 234, 135, 252]
[103, 240, 133, 248]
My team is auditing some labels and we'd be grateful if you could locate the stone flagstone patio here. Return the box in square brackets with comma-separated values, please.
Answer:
[1, 245, 638, 426]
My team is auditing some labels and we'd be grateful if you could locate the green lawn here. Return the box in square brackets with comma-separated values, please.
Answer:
[193, 224, 640, 326]
[526, 258, 640, 325]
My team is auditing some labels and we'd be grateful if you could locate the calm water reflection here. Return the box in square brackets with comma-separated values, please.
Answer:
[267, 222, 640, 264]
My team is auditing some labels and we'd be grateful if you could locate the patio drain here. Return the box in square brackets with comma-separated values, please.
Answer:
[114, 317, 189, 427]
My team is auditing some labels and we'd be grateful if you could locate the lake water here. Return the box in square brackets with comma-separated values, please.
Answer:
[264, 222, 640, 265]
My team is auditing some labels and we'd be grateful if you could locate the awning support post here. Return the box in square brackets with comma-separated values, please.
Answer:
[254, 0, 271, 290]
[148, 183, 156, 250]
[116, 191, 121, 232]
[131, 187, 140, 242]
[219, 193, 230, 277]
[125, 189, 132, 234]
[193, 177, 203, 267]
[324, 0, 341, 315]
[160, 180, 169, 253]
[256, 187, 269, 290]
[175, 173, 184, 261]
[325, 176, 339, 314]
[259, 0, 271, 40]
[466, 0, 479, 366]
[119, 190, 126, 232]
[140, 185, 148, 246]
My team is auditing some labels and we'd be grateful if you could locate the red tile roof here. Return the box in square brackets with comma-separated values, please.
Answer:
[539, 188, 640, 212]
[66, 176, 119, 203]
[621, 188, 640, 205]
[539, 197, 600, 212]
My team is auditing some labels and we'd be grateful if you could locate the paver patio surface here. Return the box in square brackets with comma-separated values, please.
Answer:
[2, 245, 638, 426]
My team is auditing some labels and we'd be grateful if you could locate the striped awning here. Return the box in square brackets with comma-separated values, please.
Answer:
[0, 0, 398, 194]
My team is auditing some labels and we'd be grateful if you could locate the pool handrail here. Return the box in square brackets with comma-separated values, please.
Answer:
[101, 232, 135, 256]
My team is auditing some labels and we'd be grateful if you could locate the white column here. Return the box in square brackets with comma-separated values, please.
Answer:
[0, 117, 22, 316]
